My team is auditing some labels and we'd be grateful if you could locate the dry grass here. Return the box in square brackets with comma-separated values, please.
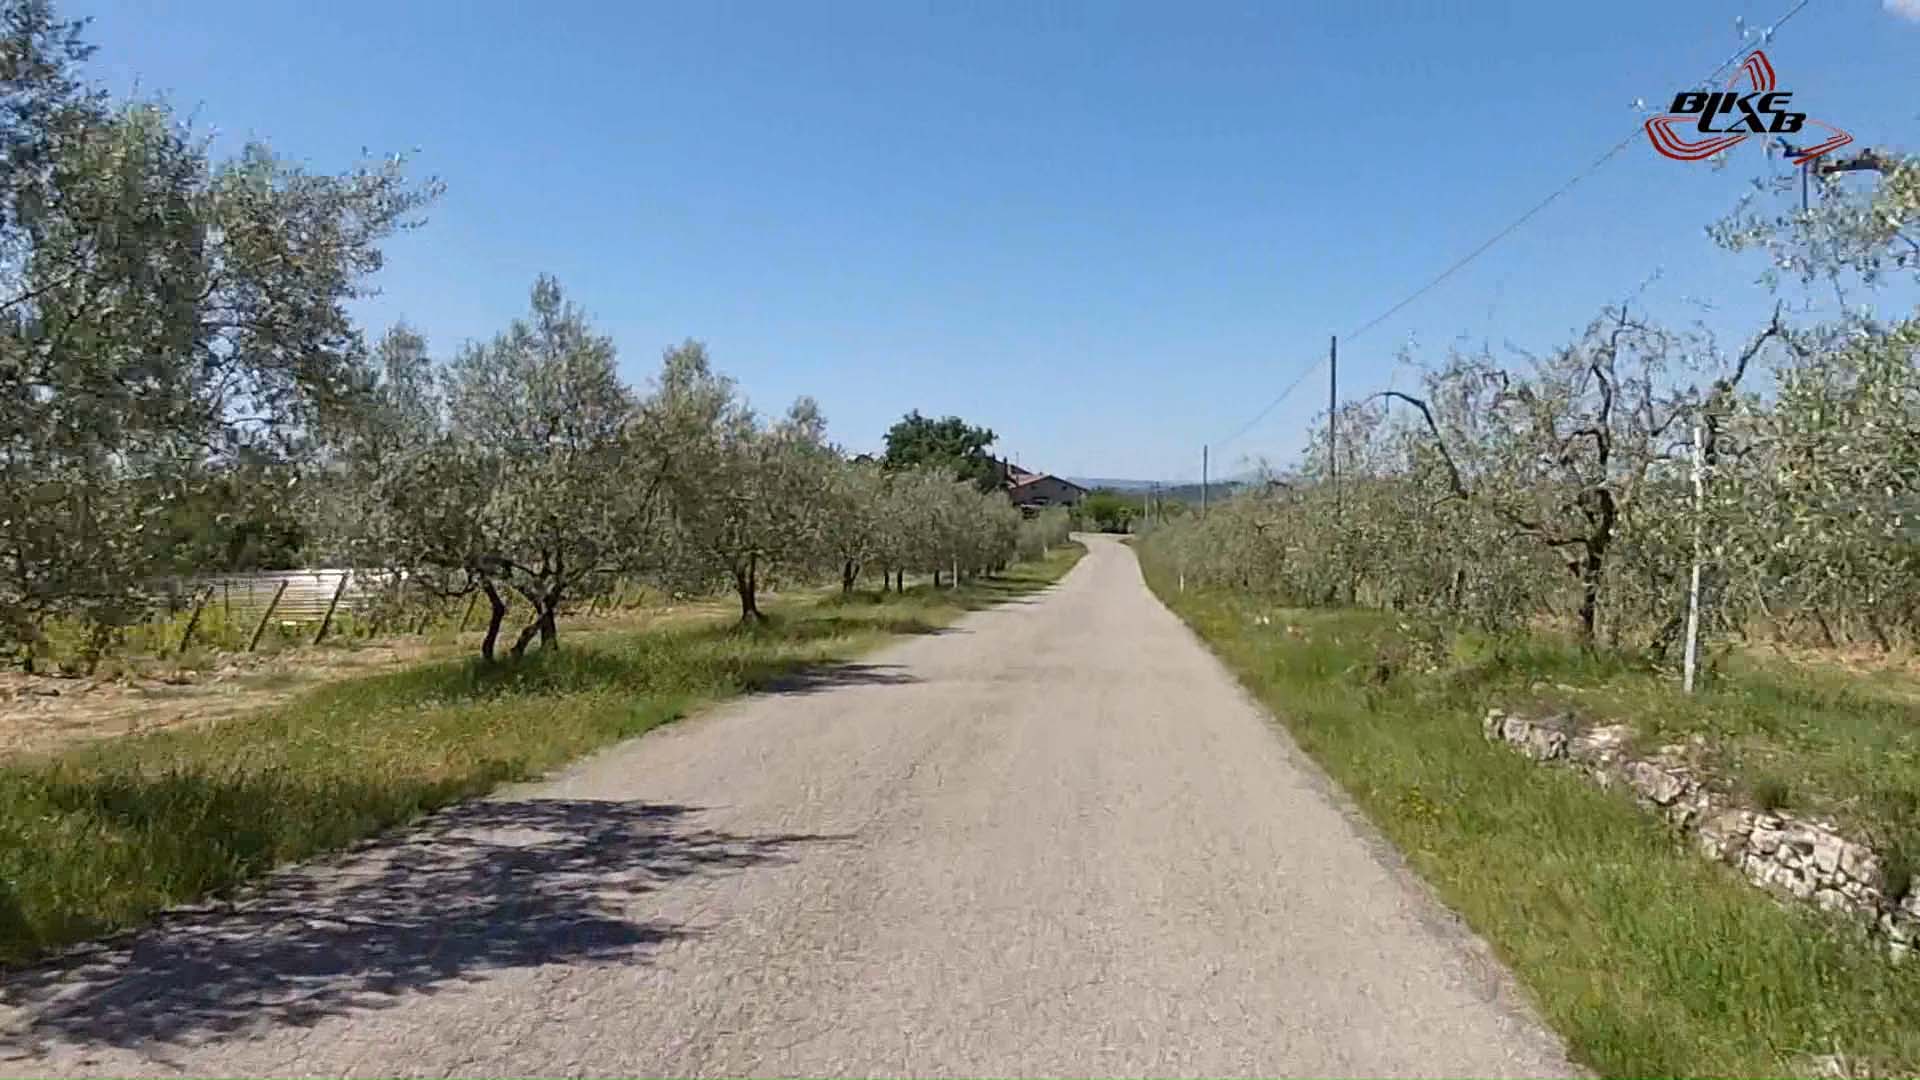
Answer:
[0, 595, 767, 760]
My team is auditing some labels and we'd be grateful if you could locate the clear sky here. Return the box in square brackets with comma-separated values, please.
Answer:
[73, 0, 1920, 482]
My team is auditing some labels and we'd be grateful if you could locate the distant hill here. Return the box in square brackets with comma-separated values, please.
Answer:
[1066, 477, 1158, 492]
[1067, 478, 1249, 505]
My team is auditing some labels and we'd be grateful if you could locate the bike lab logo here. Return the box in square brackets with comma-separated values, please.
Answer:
[1644, 50, 1851, 164]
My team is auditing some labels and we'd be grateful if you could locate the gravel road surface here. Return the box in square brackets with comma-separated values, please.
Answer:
[1, 535, 1575, 1077]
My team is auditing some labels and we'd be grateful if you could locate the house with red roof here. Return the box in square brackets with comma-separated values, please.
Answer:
[988, 458, 1087, 514]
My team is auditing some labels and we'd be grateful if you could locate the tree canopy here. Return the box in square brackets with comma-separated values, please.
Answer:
[881, 410, 1000, 491]
[1, 0, 438, 665]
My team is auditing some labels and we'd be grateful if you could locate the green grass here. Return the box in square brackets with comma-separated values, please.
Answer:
[0, 546, 1082, 968]
[1434, 628, 1920, 898]
[1608, 653, 1920, 870]
[1136, 556, 1920, 1078]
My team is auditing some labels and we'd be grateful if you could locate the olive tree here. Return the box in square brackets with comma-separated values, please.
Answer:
[1712, 151, 1920, 292]
[1140, 151, 1920, 659]
[331, 280, 670, 661]
[0, 0, 437, 666]
[1015, 506, 1071, 562]
[441, 276, 667, 656]
[655, 342, 838, 623]
[819, 459, 888, 593]
[1375, 308, 1697, 643]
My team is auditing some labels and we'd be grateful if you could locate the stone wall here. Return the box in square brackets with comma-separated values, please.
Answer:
[1483, 707, 1920, 958]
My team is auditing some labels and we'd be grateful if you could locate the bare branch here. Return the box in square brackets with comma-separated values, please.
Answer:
[1368, 390, 1467, 501]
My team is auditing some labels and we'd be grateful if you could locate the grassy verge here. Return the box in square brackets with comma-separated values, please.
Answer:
[1135, 556, 1920, 1078]
[0, 546, 1082, 968]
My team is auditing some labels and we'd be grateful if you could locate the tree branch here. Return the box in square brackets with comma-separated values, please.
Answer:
[1368, 390, 1467, 501]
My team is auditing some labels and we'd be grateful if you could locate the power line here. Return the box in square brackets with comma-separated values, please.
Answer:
[1211, 0, 1814, 452]
[1340, 130, 1642, 345]
[1212, 361, 1319, 450]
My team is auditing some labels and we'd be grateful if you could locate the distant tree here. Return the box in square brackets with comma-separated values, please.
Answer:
[819, 460, 887, 593]
[1078, 491, 1139, 534]
[881, 410, 1000, 491]
[1016, 506, 1072, 561]
[656, 343, 837, 623]
[869, 468, 928, 592]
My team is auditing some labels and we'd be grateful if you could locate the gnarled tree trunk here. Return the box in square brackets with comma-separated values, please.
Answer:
[479, 580, 509, 662]
[735, 556, 763, 624]
[509, 596, 559, 658]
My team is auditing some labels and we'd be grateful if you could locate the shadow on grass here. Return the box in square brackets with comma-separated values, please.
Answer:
[692, 613, 957, 645]
[0, 798, 846, 1051]
[294, 602, 998, 715]
[303, 568, 1076, 713]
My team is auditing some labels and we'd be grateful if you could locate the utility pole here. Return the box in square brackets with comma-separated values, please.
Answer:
[1201, 445, 1209, 519]
[1329, 335, 1339, 517]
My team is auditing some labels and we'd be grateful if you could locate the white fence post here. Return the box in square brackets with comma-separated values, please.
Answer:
[1683, 421, 1705, 694]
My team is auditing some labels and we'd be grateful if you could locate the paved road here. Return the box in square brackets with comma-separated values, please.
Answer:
[1, 536, 1575, 1078]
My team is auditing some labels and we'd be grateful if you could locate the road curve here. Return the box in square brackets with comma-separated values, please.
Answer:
[1, 535, 1575, 1078]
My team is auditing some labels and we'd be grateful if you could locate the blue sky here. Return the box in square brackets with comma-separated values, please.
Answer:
[75, 0, 1920, 481]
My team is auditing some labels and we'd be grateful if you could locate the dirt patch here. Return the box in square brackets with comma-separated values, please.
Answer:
[1744, 640, 1920, 680]
[0, 642, 436, 760]
[0, 600, 739, 762]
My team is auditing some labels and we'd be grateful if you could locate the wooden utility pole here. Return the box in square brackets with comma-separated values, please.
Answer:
[1329, 335, 1339, 516]
[1202, 445, 1209, 519]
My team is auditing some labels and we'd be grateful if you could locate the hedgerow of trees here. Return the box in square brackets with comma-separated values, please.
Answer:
[1143, 151, 1920, 663]
[325, 283, 1038, 659]
[0, 0, 1048, 668]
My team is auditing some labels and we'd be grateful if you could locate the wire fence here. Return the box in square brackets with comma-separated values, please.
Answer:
[154, 570, 379, 622]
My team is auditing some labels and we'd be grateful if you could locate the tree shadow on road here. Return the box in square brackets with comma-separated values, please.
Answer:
[748, 661, 924, 697]
[0, 799, 844, 1052]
